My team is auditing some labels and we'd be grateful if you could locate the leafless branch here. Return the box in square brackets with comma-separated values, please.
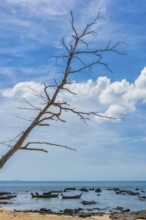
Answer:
[43, 83, 51, 101]
[37, 123, 50, 126]
[22, 141, 76, 151]
[12, 114, 34, 122]
[70, 11, 78, 39]
[20, 97, 41, 111]
[62, 87, 77, 95]
[60, 107, 116, 123]
[60, 37, 70, 53]
[70, 58, 113, 73]
[20, 147, 48, 153]
[79, 12, 100, 38]
[17, 106, 40, 111]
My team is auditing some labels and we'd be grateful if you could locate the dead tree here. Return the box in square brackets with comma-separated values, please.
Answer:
[0, 12, 123, 169]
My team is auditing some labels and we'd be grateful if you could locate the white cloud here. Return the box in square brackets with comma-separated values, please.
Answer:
[2, 66, 146, 119]
[2, 81, 44, 98]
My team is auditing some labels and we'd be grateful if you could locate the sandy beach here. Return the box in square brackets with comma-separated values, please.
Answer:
[0, 208, 110, 220]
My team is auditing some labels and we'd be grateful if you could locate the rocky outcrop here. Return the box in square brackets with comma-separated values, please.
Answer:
[81, 200, 96, 205]
[0, 192, 17, 200]
[95, 188, 102, 193]
[14, 208, 105, 218]
[107, 188, 139, 196]
[110, 210, 146, 220]
[79, 188, 89, 192]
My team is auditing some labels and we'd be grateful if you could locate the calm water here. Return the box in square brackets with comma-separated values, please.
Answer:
[0, 181, 146, 213]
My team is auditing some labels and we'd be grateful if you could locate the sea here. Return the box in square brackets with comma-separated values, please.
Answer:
[0, 181, 146, 213]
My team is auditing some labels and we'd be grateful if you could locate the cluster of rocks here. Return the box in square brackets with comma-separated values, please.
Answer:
[0, 192, 17, 200]
[107, 187, 146, 202]
[112, 206, 130, 213]
[139, 195, 146, 200]
[14, 207, 105, 218]
[81, 200, 96, 205]
[78, 187, 102, 193]
[107, 187, 140, 196]
[0, 192, 17, 206]
[14, 208, 146, 219]
[110, 210, 146, 220]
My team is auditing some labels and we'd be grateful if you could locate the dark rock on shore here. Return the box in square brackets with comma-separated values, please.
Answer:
[139, 196, 146, 200]
[14, 206, 146, 220]
[0, 196, 16, 200]
[107, 187, 120, 191]
[0, 201, 11, 205]
[81, 200, 96, 205]
[0, 192, 13, 195]
[89, 188, 94, 191]
[106, 188, 140, 196]
[0, 191, 17, 200]
[113, 206, 130, 213]
[110, 210, 146, 220]
[115, 190, 139, 196]
[95, 188, 102, 193]
[14, 208, 106, 218]
[0, 194, 17, 200]
[79, 188, 89, 192]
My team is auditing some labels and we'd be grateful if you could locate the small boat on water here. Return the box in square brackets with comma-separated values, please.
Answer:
[61, 191, 83, 199]
[31, 192, 59, 198]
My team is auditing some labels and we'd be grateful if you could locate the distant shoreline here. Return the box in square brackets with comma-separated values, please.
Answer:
[0, 180, 146, 182]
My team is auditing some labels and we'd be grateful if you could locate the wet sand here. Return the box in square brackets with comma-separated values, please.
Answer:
[0, 208, 110, 220]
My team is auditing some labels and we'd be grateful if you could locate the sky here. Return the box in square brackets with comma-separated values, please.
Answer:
[0, 0, 146, 181]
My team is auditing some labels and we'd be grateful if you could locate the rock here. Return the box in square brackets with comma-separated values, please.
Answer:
[79, 188, 89, 192]
[39, 208, 53, 214]
[15, 208, 108, 217]
[0, 201, 11, 205]
[123, 209, 130, 212]
[78, 213, 93, 217]
[110, 210, 146, 220]
[0, 192, 13, 195]
[139, 196, 146, 200]
[112, 188, 140, 196]
[89, 188, 95, 191]
[0, 195, 16, 200]
[95, 188, 102, 193]
[81, 200, 96, 205]
[115, 206, 124, 211]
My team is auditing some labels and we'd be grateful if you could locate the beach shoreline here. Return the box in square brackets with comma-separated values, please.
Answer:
[0, 208, 110, 220]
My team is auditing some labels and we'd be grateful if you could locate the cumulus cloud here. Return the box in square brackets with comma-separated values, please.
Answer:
[2, 81, 44, 99]
[2, 67, 146, 119]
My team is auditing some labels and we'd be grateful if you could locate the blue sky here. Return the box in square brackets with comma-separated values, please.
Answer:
[0, 0, 146, 181]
